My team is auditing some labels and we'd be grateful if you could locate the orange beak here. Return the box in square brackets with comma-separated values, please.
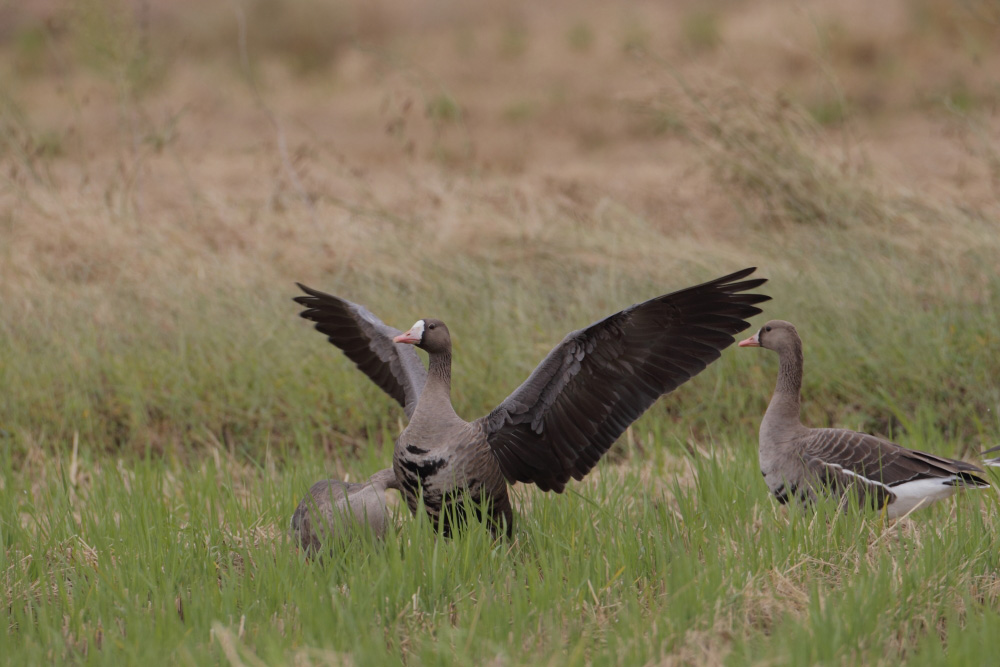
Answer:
[393, 328, 421, 345]
[737, 331, 760, 347]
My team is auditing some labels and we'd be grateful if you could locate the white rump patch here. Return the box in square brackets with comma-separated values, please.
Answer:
[409, 319, 425, 341]
[885, 478, 959, 518]
[818, 460, 962, 518]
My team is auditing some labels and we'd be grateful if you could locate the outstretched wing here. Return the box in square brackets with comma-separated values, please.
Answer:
[294, 284, 426, 419]
[479, 267, 770, 492]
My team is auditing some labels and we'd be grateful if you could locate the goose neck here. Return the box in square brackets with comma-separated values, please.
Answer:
[411, 350, 459, 423]
[763, 341, 804, 434]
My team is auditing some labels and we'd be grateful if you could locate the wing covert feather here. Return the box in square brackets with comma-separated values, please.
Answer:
[802, 429, 986, 488]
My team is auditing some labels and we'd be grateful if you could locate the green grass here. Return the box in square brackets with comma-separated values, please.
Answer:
[4, 438, 999, 664]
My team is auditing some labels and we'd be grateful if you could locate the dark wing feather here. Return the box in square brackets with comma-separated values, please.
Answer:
[294, 284, 427, 419]
[981, 444, 1000, 467]
[480, 267, 770, 492]
[801, 428, 988, 498]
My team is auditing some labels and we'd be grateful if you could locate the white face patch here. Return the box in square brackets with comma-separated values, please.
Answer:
[409, 319, 425, 342]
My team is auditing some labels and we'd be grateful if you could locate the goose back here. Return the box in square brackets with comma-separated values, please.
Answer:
[290, 468, 399, 553]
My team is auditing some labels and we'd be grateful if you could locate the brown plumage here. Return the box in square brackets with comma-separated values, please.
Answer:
[290, 468, 399, 553]
[739, 320, 989, 517]
[294, 267, 770, 535]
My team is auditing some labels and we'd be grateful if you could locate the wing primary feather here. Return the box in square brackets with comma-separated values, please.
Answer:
[294, 284, 427, 419]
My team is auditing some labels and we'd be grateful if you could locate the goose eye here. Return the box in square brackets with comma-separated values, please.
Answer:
[428, 323, 436, 330]
[764, 325, 772, 332]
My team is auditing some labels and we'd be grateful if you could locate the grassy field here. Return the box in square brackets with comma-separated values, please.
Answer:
[2, 0, 1000, 664]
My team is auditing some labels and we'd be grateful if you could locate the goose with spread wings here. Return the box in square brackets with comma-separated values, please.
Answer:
[294, 267, 769, 536]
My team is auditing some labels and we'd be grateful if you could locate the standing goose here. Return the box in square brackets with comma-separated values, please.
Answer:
[294, 267, 769, 536]
[290, 468, 399, 553]
[739, 320, 989, 517]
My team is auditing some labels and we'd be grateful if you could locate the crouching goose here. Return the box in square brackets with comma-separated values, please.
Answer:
[290, 468, 399, 553]
[294, 267, 769, 536]
[739, 320, 989, 517]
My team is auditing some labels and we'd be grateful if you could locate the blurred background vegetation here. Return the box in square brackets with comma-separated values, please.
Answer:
[0, 0, 998, 464]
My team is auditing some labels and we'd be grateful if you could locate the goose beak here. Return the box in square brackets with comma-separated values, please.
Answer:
[393, 320, 424, 345]
[393, 330, 420, 345]
[738, 331, 760, 347]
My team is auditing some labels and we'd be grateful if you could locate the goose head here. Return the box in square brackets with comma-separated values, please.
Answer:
[738, 319, 799, 352]
[393, 318, 452, 354]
